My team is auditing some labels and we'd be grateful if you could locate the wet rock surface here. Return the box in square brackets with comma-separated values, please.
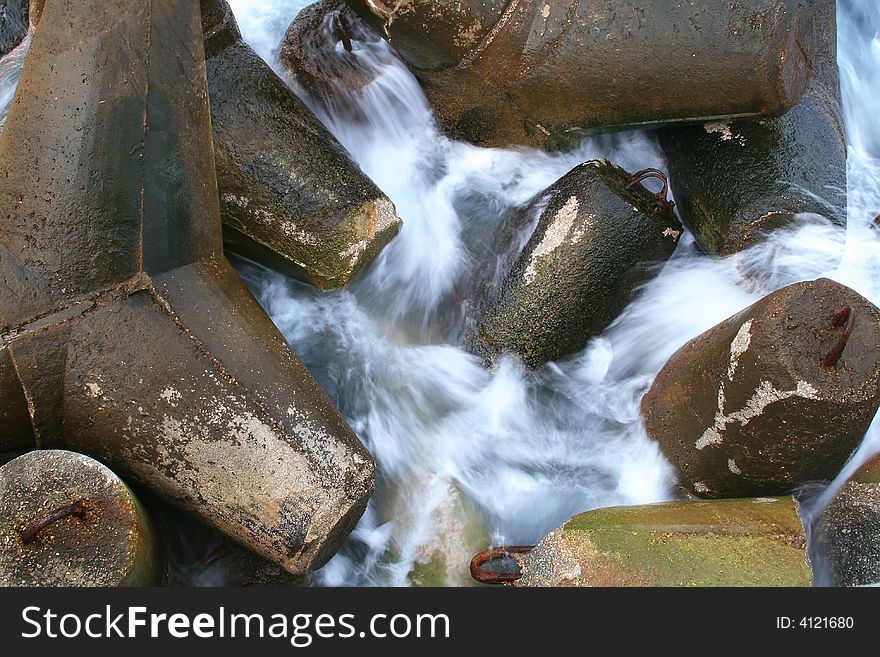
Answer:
[471, 159, 682, 368]
[0, 0, 27, 56]
[0, 0, 374, 575]
[346, 0, 815, 149]
[281, 0, 388, 120]
[349, 0, 510, 72]
[0, 450, 159, 587]
[514, 497, 811, 587]
[202, 0, 401, 289]
[641, 279, 880, 498]
[813, 481, 880, 586]
[659, 0, 845, 257]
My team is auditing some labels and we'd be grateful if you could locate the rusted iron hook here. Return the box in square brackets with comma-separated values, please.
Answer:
[821, 306, 856, 368]
[470, 545, 533, 584]
[626, 168, 675, 215]
[20, 500, 88, 545]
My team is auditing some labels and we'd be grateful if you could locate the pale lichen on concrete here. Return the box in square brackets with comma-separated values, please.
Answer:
[279, 220, 319, 245]
[340, 240, 369, 268]
[696, 379, 819, 450]
[221, 193, 250, 209]
[728, 319, 753, 381]
[369, 198, 399, 236]
[159, 387, 181, 406]
[704, 121, 746, 145]
[85, 382, 103, 398]
[524, 195, 581, 284]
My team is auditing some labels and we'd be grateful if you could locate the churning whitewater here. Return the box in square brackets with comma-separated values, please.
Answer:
[2, 0, 878, 586]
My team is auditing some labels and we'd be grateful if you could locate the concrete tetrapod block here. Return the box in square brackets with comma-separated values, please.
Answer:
[345, 0, 815, 149]
[812, 456, 880, 587]
[514, 497, 811, 587]
[659, 0, 845, 257]
[813, 481, 880, 586]
[641, 279, 880, 498]
[471, 160, 682, 368]
[0, 0, 28, 57]
[201, 0, 401, 289]
[0, 450, 159, 587]
[0, 0, 374, 575]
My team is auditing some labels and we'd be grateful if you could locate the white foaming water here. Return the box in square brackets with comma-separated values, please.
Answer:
[0, 30, 29, 132]
[1, 1, 878, 586]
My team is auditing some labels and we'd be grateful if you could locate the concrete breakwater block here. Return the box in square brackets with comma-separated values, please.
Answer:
[344, 0, 815, 149]
[0, 0, 374, 575]
[471, 160, 682, 368]
[641, 279, 880, 498]
[812, 456, 880, 587]
[813, 481, 880, 587]
[0, 450, 159, 587]
[201, 0, 401, 289]
[659, 0, 846, 257]
[513, 497, 811, 587]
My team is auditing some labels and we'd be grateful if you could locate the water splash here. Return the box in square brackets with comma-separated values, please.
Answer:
[0, 30, 29, 133]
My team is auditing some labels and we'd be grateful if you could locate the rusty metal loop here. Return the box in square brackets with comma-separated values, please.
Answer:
[626, 168, 669, 198]
[821, 306, 856, 368]
[20, 500, 88, 545]
[626, 168, 675, 215]
[470, 545, 533, 584]
[195, 547, 227, 571]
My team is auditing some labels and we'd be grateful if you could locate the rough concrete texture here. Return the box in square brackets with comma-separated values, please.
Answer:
[641, 279, 880, 498]
[346, 0, 814, 149]
[0, 0, 27, 56]
[515, 497, 811, 586]
[660, 0, 845, 257]
[813, 481, 880, 586]
[0, 0, 374, 575]
[202, 0, 401, 289]
[472, 159, 682, 368]
[0, 450, 159, 587]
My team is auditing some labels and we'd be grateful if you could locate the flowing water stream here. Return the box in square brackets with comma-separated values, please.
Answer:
[2, 0, 878, 586]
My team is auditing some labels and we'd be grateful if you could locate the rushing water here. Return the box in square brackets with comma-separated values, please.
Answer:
[0, 31, 29, 132]
[2, 1, 879, 586]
